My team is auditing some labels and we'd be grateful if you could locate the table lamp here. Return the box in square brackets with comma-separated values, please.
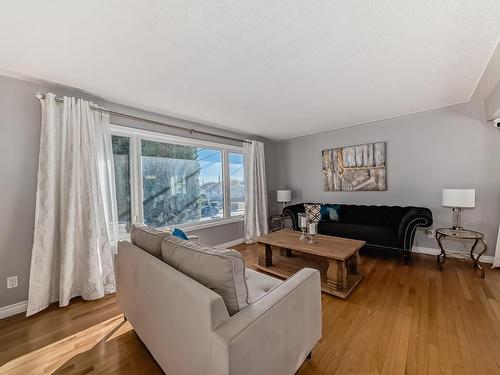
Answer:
[277, 190, 292, 212]
[442, 189, 475, 231]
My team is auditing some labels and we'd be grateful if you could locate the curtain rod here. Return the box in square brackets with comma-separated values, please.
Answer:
[36, 93, 252, 145]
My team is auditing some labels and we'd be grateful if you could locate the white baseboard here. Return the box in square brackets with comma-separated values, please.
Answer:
[218, 238, 245, 248]
[215, 241, 495, 263]
[0, 300, 27, 320]
[413, 246, 494, 264]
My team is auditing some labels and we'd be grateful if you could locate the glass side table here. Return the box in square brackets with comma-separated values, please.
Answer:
[269, 215, 283, 232]
[436, 228, 487, 278]
[268, 213, 293, 232]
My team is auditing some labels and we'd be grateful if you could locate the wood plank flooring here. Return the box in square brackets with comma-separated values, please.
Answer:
[1, 244, 500, 374]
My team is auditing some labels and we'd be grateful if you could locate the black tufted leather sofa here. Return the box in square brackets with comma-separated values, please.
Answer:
[283, 203, 433, 264]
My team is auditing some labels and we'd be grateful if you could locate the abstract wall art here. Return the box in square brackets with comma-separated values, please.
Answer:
[322, 142, 386, 191]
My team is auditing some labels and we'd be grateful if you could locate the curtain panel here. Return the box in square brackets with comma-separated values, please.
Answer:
[243, 140, 269, 243]
[27, 93, 118, 316]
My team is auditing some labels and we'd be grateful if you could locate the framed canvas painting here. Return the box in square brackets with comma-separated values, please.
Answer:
[322, 142, 386, 191]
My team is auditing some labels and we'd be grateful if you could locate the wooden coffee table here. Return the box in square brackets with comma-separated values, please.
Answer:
[256, 230, 365, 299]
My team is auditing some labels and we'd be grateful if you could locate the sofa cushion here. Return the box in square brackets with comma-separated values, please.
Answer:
[320, 204, 341, 222]
[161, 236, 248, 316]
[172, 227, 189, 240]
[245, 268, 282, 304]
[130, 223, 171, 258]
[304, 203, 321, 223]
[318, 221, 401, 248]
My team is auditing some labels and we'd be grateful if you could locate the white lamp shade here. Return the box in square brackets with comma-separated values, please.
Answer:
[442, 189, 475, 208]
[277, 190, 292, 202]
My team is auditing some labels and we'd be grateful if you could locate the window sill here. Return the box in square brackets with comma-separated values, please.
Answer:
[116, 216, 245, 241]
[177, 216, 244, 232]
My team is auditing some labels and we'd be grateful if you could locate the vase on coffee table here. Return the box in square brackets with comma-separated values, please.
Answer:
[308, 222, 317, 244]
[298, 213, 307, 240]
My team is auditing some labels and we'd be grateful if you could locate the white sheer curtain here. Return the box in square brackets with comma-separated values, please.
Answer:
[27, 93, 119, 316]
[493, 224, 500, 268]
[243, 140, 269, 243]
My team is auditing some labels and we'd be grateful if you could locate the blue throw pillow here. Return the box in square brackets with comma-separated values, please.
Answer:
[172, 228, 189, 241]
[320, 204, 341, 222]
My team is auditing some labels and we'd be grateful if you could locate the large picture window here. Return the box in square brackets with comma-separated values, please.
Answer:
[111, 126, 245, 232]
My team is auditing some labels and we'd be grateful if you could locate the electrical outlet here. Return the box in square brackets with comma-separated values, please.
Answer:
[7, 276, 18, 289]
[427, 229, 434, 239]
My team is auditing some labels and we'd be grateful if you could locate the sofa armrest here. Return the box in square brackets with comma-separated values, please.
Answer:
[397, 208, 433, 250]
[283, 203, 306, 231]
[210, 268, 322, 375]
[117, 240, 230, 374]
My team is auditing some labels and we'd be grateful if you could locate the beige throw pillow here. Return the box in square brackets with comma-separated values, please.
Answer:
[130, 223, 171, 259]
[161, 236, 248, 316]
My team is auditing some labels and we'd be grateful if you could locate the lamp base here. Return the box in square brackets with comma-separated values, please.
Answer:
[452, 207, 464, 231]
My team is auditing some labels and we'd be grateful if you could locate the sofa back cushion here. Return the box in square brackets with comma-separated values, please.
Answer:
[161, 236, 248, 316]
[130, 223, 171, 258]
[339, 205, 410, 229]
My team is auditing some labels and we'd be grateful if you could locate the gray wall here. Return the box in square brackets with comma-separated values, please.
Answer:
[185, 221, 244, 246]
[276, 101, 500, 254]
[0, 74, 276, 308]
[3, 69, 496, 310]
[0, 75, 41, 308]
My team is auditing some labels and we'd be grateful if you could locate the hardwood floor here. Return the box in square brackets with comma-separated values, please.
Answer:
[1, 245, 500, 374]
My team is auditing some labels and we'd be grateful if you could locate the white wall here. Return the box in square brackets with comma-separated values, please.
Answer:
[486, 80, 500, 119]
[277, 101, 500, 254]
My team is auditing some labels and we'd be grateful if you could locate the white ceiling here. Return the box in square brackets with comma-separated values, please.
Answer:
[1, 1, 499, 139]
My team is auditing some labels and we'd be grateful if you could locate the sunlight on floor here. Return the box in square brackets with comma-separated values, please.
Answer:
[0, 315, 127, 375]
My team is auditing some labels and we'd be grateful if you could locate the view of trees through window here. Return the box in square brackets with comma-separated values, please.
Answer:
[112, 135, 132, 234]
[112, 133, 245, 232]
[142, 140, 224, 228]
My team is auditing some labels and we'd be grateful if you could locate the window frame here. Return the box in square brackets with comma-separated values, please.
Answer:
[110, 124, 245, 232]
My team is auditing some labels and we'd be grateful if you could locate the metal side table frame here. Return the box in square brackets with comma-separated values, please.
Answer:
[436, 228, 487, 278]
[269, 212, 293, 232]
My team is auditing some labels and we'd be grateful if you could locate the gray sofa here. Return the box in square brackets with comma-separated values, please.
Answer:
[116, 225, 322, 375]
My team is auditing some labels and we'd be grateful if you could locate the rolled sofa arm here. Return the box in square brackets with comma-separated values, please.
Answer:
[283, 203, 306, 231]
[210, 268, 322, 375]
[398, 208, 433, 251]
